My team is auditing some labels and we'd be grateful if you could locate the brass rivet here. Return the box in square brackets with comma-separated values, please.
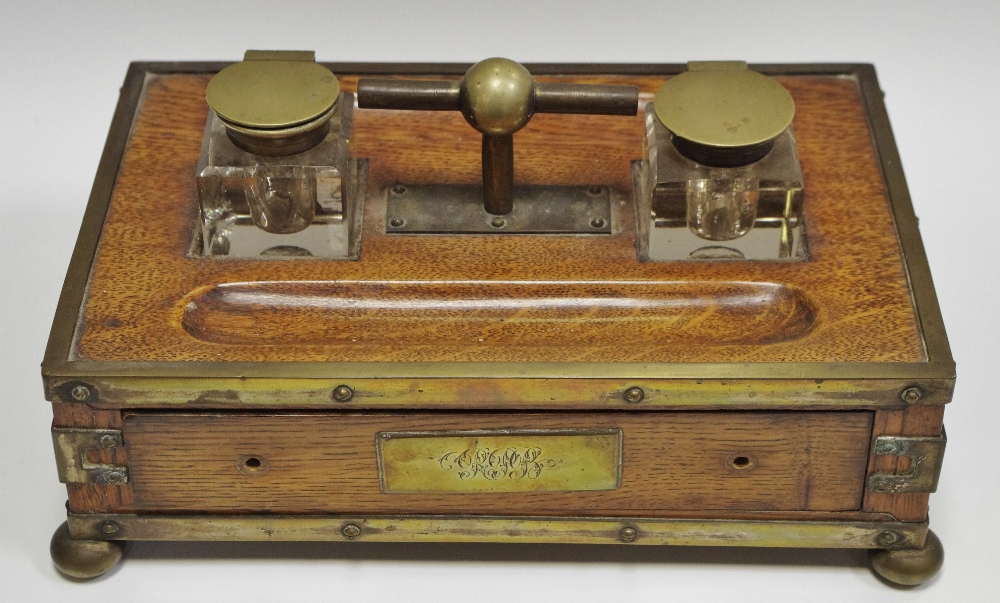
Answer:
[619, 526, 638, 542]
[333, 385, 354, 402]
[490, 217, 506, 229]
[871, 479, 890, 493]
[341, 523, 362, 539]
[99, 435, 118, 449]
[901, 386, 923, 404]
[389, 218, 405, 228]
[623, 387, 645, 404]
[590, 218, 606, 228]
[588, 186, 603, 195]
[100, 521, 120, 536]
[876, 530, 900, 546]
[70, 385, 92, 402]
[391, 184, 406, 195]
[104, 471, 126, 485]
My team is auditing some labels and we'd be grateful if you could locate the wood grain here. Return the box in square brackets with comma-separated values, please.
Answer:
[71, 73, 925, 364]
[121, 411, 872, 516]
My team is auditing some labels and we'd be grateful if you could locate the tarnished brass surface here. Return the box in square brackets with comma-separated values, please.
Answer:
[67, 513, 928, 549]
[869, 529, 944, 586]
[459, 58, 535, 136]
[50, 521, 124, 580]
[206, 50, 339, 129]
[653, 61, 795, 167]
[205, 50, 340, 156]
[868, 429, 947, 494]
[376, 429, 622, 493]
[51, 428, 128, 484]
[43, 375, 955, 409]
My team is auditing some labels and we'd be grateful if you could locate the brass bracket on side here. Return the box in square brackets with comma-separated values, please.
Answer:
[868, 429, 946, 494]
[51, 428, 129, 485]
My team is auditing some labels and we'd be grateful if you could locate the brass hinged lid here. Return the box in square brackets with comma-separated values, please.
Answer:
[206, 50, 340, 129]
[653, 61, 794, 167]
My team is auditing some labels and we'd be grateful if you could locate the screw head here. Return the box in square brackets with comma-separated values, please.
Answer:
[875, 441, 901, 456]
[98, 435, 118, 449]
[341, 523, 362, 539]
[70, 385, 92, 402]
[619, 526, 638, 542]
[332, 385, 354, 402]
[876, 530, 900, 546]
[104, 471, 126, 485]
[490, 217, 506, 228]
[391, 184, 406, 195]
[623, 387, 645, 404]
[100, 521, 120, 536]
[901, 386, 923, 404]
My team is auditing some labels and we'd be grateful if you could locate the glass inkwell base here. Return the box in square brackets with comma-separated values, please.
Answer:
[637, 62, 806, 262]
[194, 51, 362, 259]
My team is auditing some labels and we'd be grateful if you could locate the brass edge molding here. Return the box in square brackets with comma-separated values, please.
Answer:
[43, 377, 954, 406]
[855, 65, 954, 371]
[43, 376, 953, 407]
[42, 63, 149, 369]
[67, 513, 928, 550]
[43, 359, 956, 381]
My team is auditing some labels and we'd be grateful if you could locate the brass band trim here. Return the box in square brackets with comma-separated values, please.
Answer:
[67, 513, 928, 550]
[44, 375, 954, 408]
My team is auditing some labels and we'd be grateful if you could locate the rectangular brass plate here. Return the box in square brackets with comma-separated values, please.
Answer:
[376, 429, 622, 493]
[385, 184, 612, 234]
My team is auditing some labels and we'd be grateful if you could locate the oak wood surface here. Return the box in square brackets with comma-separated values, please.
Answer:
[71, 72, 925, 364]
[121, 411, 872, 516]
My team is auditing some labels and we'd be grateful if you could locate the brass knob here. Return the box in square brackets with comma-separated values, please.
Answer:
[358, 59, 638, 215]
[459, 58, 535, 136]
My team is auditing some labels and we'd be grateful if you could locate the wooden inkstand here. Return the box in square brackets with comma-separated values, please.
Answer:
[44, 52, 952, 586]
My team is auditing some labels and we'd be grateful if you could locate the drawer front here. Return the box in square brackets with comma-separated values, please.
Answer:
[122, 411, 872, 515]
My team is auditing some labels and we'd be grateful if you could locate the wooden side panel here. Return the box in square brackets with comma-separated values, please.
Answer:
[52, 404, 134, 513]
[121, 411, 873, 516]
[863, 406, 945, 522]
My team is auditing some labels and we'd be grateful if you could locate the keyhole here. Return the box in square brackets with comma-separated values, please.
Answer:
[237, 454, 269, 475]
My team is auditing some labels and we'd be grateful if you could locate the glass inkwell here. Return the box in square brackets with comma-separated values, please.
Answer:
[639, 61, 805, 261]
[195, 50, 361, 259]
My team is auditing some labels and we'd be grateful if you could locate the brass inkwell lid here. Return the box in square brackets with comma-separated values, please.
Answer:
[653, 61, 794, 167]
[206, 50, 340, 156]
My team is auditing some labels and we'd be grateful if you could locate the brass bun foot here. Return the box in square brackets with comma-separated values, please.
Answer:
[869, 529, 944, 587]
[50, 521, 125, 579]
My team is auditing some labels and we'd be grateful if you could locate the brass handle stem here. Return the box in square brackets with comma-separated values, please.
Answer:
[358, 59, 638, 215]
[482, 135, 514, 215]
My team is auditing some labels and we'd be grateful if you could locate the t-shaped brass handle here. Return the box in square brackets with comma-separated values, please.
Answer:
[358, 58, 639, 215]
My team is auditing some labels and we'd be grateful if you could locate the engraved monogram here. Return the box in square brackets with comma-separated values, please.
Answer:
[438, 447, 562, 481]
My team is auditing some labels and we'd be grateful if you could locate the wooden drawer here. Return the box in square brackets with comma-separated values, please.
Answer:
[121, 411, 873, 515]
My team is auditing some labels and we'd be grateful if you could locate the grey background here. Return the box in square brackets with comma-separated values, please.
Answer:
[1, 1, 996, 600]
